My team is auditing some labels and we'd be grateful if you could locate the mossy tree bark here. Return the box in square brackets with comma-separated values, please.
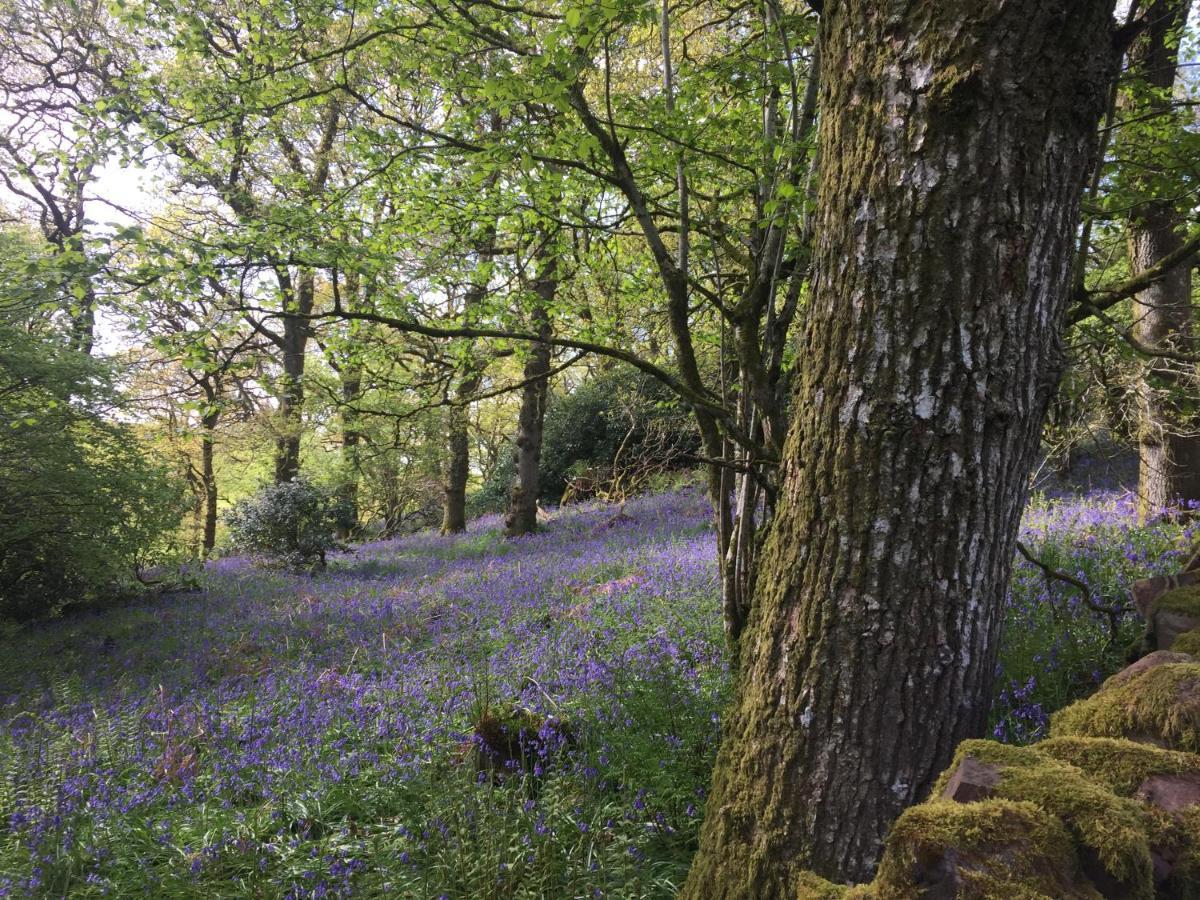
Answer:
[682, 0, 1118, 892]
[505, 242, 555, 538]
[1126, 0, 1200, 522]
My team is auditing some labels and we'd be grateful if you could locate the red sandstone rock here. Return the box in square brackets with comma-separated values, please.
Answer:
[1136, 772, 1200, 816]
[1133, 571, 1200, 619]
[1102, 650, 1194, 689]
[941, 755, 1001, 804]
[1157, 609, 1200, 653]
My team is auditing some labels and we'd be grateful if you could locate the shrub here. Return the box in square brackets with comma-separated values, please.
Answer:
[224, 477, 354, 571]
[0, 314, 187, 621]
[471, 366, 699, 515]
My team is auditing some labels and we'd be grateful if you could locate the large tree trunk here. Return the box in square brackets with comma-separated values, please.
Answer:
[505, 246, 555, 538]
[1127, 0, 1199, 522]
[683, 1, 1117, 892]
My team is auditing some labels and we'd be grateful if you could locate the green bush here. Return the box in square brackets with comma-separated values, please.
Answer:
[224, 477, 355, 571]
[0, 317, 185, 621]
[471, 367, 699, 515]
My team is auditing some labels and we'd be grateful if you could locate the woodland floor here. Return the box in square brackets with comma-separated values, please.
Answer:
[0, 474, 1193, 897]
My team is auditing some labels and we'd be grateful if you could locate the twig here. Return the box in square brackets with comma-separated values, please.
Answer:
[1015, 540, 1127, 645]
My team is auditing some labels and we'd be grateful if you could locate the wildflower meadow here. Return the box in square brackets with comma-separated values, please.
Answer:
[0, 484, 1192, 897]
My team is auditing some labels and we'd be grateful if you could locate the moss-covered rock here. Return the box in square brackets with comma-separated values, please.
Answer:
[870, 799, 1100, 899]
[1051, 663, 1200, 752]
[1148, 585, 1200, 651]
[1155, 585, 1200, 618]
[930, 740, 1154, 896]
[1135, 573, 1200, 619]
[1166, 805, 1200, 893]
[1038, 736, 1200, 796]
[1103, 651, 1195, 689]
[1174, 629, 1200, 657]
[930, 740, 1043, 794]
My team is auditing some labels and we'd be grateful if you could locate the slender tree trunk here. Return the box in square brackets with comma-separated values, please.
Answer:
[69, 285, 96, 357]
[1132, 207, 1200, 519]
[441, 225, 496, 534]
[186, 463, 203, 559]
[380, 456, 403, 537]
[338, 269, 365, 535]
[200, 411, 219, 557]
[441, 397, 474, 534]
[341, 372, 362, 532]
[505, 246, 556, 538]
[274, 269, 313, 484]
[683, 1, 1117, 891]
[1126, 0, 1199, 521]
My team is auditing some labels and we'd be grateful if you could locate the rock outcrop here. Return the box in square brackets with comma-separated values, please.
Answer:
[793, 564, 1200, 898]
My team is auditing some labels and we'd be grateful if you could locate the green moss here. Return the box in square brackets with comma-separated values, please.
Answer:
[929, 740, 1153, 896]
[795, 870, 850, 899]
[871, 799, 1099, 899]
[929, 739, 1045, 795]
[1038, 735, 1200, 795]
[1051, 663, 1200, 752]
[1154, 584, 1200, 618]
[1173, 629, 1200, 656]
[1168, 806, 1200, 890]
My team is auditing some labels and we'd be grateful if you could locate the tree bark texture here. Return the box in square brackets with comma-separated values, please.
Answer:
[338, 268, 366, 535]
[683, 0, 1117, 892]
[1132, 206, 1200, 519]
[505, 247, 556, 538]
[1126, 0, 1200, 521]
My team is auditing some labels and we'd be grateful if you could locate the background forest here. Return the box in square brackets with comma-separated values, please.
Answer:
[2, 0, 1200, 896]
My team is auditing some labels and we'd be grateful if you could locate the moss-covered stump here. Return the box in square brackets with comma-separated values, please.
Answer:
[462, 706, 572, 785]
[868, 799, 1101, 899]
[1051, 663, 1200, 752]
[1174, 630, 1200, 657]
